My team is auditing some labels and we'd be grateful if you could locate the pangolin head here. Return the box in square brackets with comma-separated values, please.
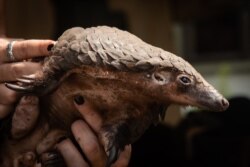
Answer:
[146, 54, 229, 112]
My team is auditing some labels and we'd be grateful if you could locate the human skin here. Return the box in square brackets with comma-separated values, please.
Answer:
[0, 39, 54, 119]
[56, 100, 131, 167]
[0, 39, 131, 166]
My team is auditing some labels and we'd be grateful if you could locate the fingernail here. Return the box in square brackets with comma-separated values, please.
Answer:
[47, 44, 54, 51]
[74, 95, 85, 105]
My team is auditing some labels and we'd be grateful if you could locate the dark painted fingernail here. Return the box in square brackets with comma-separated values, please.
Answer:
[74, 95, 85, 105]
[47, 44, 54, 51]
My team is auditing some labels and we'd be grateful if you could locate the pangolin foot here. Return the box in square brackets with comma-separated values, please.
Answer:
[5, 74, 37, 93]
[5, 74, 58, 96]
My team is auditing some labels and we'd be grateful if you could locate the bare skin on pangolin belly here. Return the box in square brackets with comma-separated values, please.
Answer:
[3, 26, 229, 167]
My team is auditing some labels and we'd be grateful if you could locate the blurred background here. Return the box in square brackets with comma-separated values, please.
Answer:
[1, 0, 250, 166]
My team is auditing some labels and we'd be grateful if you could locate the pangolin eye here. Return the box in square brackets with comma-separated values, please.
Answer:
[179, 76, 191, 85]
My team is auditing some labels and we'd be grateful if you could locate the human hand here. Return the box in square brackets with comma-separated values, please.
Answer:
[12, 97, 130, 167]
[7, 95, 129, 167]
[0, 38, 131, 166]
[56, 98, 132, 167]
[0, 39, 55, 119]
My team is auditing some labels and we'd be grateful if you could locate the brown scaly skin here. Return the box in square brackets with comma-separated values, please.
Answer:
[5, 26, 229, 166]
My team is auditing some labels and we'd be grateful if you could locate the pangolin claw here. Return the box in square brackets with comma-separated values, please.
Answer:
[40, 151, 66, 167]
[22, 74, 36, 80]
[106, 145, 119, 167]
[5, 74, 36, 93]
[16, 78, 35, 84]
[5, 83, 34, 93]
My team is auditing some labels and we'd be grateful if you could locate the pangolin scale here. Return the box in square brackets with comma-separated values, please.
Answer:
[3, 26, 229, 167]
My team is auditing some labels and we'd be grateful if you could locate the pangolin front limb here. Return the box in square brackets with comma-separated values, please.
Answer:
[6, 26, 229, 166]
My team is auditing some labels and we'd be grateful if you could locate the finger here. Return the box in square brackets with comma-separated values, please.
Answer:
[11, 96, 40, 139]
[13, 40, 55, 59]
[0, 104, 14, 119]
[0, 84, 20, 104]
[72, 120, 107, 167]
[57, 139, 89, 167]
[37, 129, 67, 155]
[0, 40, 55, 62]
[0, 39, 9, 62]
[112, 145, 132, 167]
[74, 97, 102, 132]
[0, 62, 41, 82]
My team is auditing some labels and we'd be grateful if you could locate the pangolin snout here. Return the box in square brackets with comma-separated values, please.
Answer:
[220, 98, 229, 111]
[213, 97, 229, 111]
[198, 93, 229, 111]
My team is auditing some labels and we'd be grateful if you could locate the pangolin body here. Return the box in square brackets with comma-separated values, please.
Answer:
[4, 26, 229, 166]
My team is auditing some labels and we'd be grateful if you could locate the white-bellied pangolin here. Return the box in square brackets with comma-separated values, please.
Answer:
[3, 26, 229, 167]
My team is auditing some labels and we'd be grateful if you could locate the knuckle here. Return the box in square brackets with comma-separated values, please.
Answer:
[11, 63, 24, 78]
[85, 141, 100, 156]
[71, 120, 85, 132]
[20, 42, 29, 57]
[38, 42, 47, 55]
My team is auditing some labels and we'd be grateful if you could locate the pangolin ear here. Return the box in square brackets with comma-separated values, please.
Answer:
[152, 71, 171, 85]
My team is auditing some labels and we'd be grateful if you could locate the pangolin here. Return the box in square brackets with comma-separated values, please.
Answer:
[4, 26, 229, 166]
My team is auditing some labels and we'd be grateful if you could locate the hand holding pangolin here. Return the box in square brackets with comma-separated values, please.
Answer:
[4, 26, 229, 167]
